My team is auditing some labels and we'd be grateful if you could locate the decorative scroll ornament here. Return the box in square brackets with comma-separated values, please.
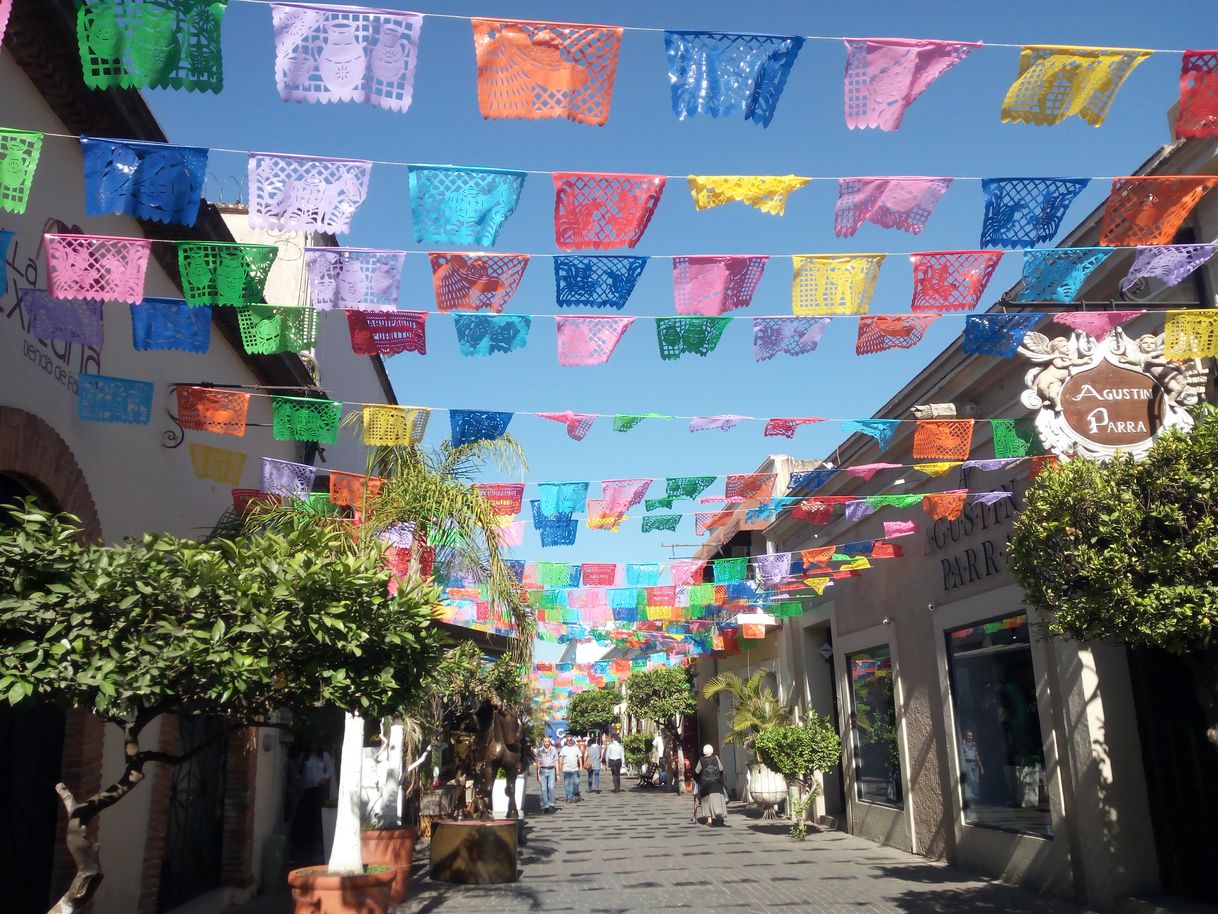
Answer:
[189, 444, 245, 486]
[272, 396, 343, 444]
[306, 247, 404, 311]
[910, 250, 1003, 311]
[664, 31, 804, 127]
[553, 172, 665, 250]
[553, 255, 647, 309]
[1097, 176, 1218, 247]
[1121, 244, 1218, 292]
[538, 410, 597, 440]
[450, 409, 513, 448]
[843, 38, 980, 131]
[179, 241, 277, 307]
[80, 137, 207, 226]
[834, 178, 951, 237]
[262, 457, 316, 499]
[656, 316, 730, 360]
[76, 0, 228, 93]
[78, 374, 153, 425]
[963, 313, 1044, 358]
[687, 175, 810, 215]
[643, 515, 680, 533]
[555, 315, 634, 366]
[176, 386, 249, 437]
[453, 313, 531, 357]
[1019, 327, 1206, 460]
[792, 254, 885, 315]
[980, 178, 1090, 248]
[237, 304, 317, 355]
[429, 252, 528, 312]
[271, 4, 423, 112]
[1177, 51, 1218, 139]
[45, 233, 150, 303]
[1018, 248, 1112, 302]
[363, 404, 428, 444]
[1164, 312, 1218, 360]
[1000, 46, 1151, 126]
[855, 314, 938, 355]
[248, 152, 371, 234]
[1052, 311, 1144, 342]
[409, 165, 527, 246]
[912, 419, 974, 460]
[0, 129, 42, 214]
[673, 256, 768, 315]
[131, 298, 210, 353]
[753, 316, 831, 361]
[21, 290, 103, 347]
[689, 415, 747, 432]
[764, 417, 824, 438]
[472, 19, 623, 125]
[346, 309, 427, 355]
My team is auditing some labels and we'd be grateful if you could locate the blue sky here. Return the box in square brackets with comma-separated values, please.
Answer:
[147, 0, 1207, 657]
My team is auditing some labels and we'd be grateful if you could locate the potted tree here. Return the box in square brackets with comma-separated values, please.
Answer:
[754, 713, 843, 839]
[623, 732, 654, 776]
[0, 503, 442, 914]
[625, 666, 696, 793]
[702, 670, 794, 815]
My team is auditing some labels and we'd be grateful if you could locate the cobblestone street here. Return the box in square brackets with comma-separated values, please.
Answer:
[233, 783, 1097, 914]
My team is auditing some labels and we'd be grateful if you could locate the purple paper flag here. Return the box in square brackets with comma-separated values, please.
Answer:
[248, 152, 371, 234]
[690, 415, 748, 432]
[21, 289, 103, 347]
[753, 317, 831, 361]
[844, 500, 879, 523]
[1120, 244, 1218, 292]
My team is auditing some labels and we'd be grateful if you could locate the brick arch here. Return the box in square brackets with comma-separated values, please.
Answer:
[0, 406, 101, 540]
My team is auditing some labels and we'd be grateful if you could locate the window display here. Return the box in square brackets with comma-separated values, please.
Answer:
[847, 646, 902, 807]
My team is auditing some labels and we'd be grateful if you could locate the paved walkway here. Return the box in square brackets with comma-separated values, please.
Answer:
[229, 784, 1096, 914]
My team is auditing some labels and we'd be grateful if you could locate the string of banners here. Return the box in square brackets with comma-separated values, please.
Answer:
[58, 2, 1218, 136]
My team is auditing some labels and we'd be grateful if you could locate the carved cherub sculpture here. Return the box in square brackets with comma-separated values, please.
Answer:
[1018, 332, 1078, 412]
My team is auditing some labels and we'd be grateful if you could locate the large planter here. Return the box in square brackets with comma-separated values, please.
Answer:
[748, 763, 787, 818]
[361, 827, 417, 904]
[287, 866, 394, 914]
[320, 805, 337, 861]
[430, 819, 518, 884]
[491, 777, 526, 818]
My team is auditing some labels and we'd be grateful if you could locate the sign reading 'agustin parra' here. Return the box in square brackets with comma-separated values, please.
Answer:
[1018, 327, 1205, 460]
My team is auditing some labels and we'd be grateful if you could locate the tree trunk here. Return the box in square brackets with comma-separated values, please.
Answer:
[381, 720, 404, 828]
[48, 784, 103, 914]
[328, 711, 366, 874]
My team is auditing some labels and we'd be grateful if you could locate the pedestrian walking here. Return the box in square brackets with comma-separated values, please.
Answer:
[559, 735, 583, 803]
[694, 744, 728, 826]
[584, 733, 603, 793]
[292, 742, 334, 855]
[536, 736, 558, 813]
[604, 733, 624, 792]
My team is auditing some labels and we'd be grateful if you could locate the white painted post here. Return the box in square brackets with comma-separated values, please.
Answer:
[328, 712, 366, 875]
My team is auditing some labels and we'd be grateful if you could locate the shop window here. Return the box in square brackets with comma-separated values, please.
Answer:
[946, 613, 1052, 837]
[847, 646, 902, 808]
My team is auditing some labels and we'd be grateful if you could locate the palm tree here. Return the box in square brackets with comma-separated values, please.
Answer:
[702, 669, 793, 752]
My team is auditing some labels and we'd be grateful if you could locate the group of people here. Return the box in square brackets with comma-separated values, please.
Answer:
[534, 732, 626, 813]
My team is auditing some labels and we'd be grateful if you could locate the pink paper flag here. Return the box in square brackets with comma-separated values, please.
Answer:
[690, 415, 748, 432]
[764, 417, 825, 438]
[538, 410, 597, 440]
[883, 520, 917, 538]
[844, 38, 980, 131]
[555, 315, 635, 366]
[601, 479, 652, 514]
[835, 177, 953, 237]
[670, 560, 704, 587]
[493, 520, 525, 547]
[673, 256, 769, 315]
[1053, 310, 1145, 341]
[44, 234, 151, 304]
[0, 0, 12, 49]
[844, 463, 901, 481]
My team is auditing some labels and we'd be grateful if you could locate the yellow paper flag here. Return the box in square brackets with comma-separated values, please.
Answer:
[363, 405, 430, 446]
[188, 443, 246, 486]
[688, 175, 811, 216]
[792, 254, 886, 315]
[914, 461, 959, 478]
[1164, 311, 1218, 360]
[1001, 46, 1151, 127]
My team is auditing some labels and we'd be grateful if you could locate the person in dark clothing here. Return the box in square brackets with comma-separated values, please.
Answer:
[694, 744, 728, 825]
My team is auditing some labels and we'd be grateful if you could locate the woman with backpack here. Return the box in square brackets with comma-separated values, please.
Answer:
[694, 744, 728, 826]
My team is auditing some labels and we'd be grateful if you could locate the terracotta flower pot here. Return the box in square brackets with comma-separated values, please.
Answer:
[287, 866, 393, 914]
[360, 827, 417, 904]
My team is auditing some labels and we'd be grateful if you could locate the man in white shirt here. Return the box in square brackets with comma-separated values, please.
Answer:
[603, 734, 625, 792]
[653, 732, 666, 786]
[558, 736, 584, 802]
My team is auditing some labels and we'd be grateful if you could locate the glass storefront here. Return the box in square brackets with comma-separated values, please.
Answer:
[945, 613, 1052, 837]
[847, 646, 902, 808]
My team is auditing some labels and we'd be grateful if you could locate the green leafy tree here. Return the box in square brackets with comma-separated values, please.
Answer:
[1008, 405, 1218, 745]
[566, 686, 620, 735]
[702, 669, 793, 754]
[755, 713, 843, 839]
[626, 666, 695, 788]
[0, 504, 443, 912]
[623, 732, 654, 767]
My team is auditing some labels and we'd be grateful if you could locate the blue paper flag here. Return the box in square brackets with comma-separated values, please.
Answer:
[130, 298, 211, 353]
[453, 313, 531, 357]
[80, 137, 208, 226]
[1018, 248, 1114, 302]
[450, 409, 513, 449]
[979, 178, 1090, 249]
[531, 500, 578, 547]
[0, 231, 12, 289]
[843, 419, 900, 451]
[788, 468, 840, 495]
[77, 374, 154, 425]
[408, 165, 526, 246]
[625, 563, 662, 586]
[664, 31, 805, 127]
[962, 314, 1045, 358]
[554, 256, 648, 309]
[538, 482, 590, 517]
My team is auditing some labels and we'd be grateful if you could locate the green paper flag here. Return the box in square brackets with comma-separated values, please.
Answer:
[665, 476, 716, 500]
[642, 515, 680, 533]
[0, 129, 44, 214]
[645, 497, 676, 512]
[865, 494, 925, 508]
[656, 316, 731, 360]
[712, 556, 748, 583]
[991, 418, 1042, 458]
[271, 396, 342, 444]
[178, 242, 278, 306]
[613, 413, 674, 432]
[237, 305, 317, 355]
[77, 0, 229, 93]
